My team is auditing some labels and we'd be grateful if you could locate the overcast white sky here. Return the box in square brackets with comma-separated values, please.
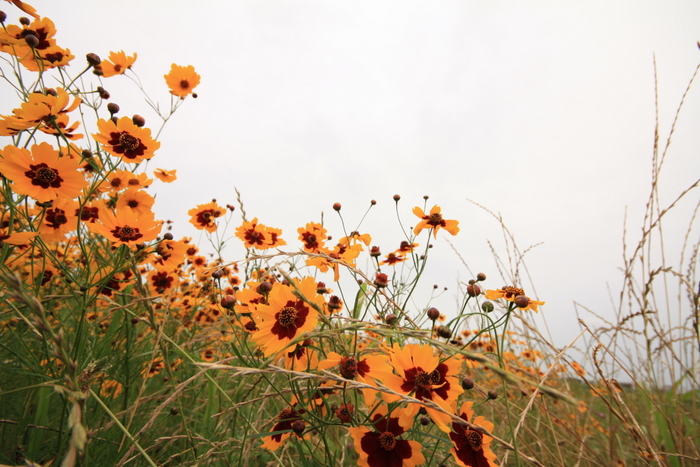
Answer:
[13, 1, 700, 348]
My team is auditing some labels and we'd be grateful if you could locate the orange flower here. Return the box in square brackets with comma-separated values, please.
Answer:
[0, 17, 73, 70]
[37, 198, 79, 242]
[298, 221, 327, 253]
[449, 401, 499, 467]
[484, 287, 545, 312]
[252, 277, 323, 357]
[87, 208, 161, 247]
[413, 205, 459, 238]
[0, 88, 82, 138]
[349, 405, 425, 467]
[260, 400, 307, 451]
[5, 0, 39, 18]
[93, 116, 160, 163]
[96, 51, 137, 77]
[0, 229, 37, 247]
[381, 252, 406, 266]
[382, 343, 464, 433]
[164, 64, 201, 98]
[318, 351, 393, 405]
[188, 201, 225, 232]
[153, 168, 177, 183]
[115, 187, 155, 216]
[235, 218, 286, 250]
[0, 143, 88, 202]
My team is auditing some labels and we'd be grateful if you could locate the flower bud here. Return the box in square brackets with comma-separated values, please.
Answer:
[332, 202, 341, 211]
[107, 102, 120, 115]
[316, 282, 328, 294]
[0, 11, 6, 23]
[437, 325, 452, 339]
[24, 34, 39, 48]
[393, 194, 401, 201]
[514, 295, 530, 308]
[476, 272, 486, 281]
[130, 317, 139, 325]
[466, 284, 481, 297]
[291, 420, 305, 435]
[86, 53, 101, 66]
[420, 416, 430, 426]
[257, 281, 272, 294]
[369, 246, 381, 257]
[19, 16, 30, 25]
[461, 377, 475, 390]
[132, 114, 146, 127]
[370, 199, 377, 205]
[487, 389, 498, 400]
[96, 86, 110, 99]
[385, 314, 398, 325]
[163, 232, 174, 240]
[482, 301, 494, 313]
[211, 269, 224, 279]
[427, 307, 440, 321]
[220, 295, 236, 310]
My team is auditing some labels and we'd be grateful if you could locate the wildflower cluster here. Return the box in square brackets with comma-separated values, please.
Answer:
[0, 4, 620, 467]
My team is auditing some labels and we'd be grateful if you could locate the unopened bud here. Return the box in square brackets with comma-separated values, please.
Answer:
[385, 314, 397, 325]
[24, 34, 39, 48]
[476, 272, 486, 281]
[107, 102, 120, 115]
[291, 420, 305, 435]
[482, 301, 494, 313]
[132, 114, 146, 127]
[257, 281, 272, 294]
[163, 232, 174, 240]
[86, 53, 101, 66]
[466, 284, 481, 297]
[19, 16, 30, 25]
[427, 307, 440, 321]
[487, 389, 498, 400]
[220, 295, 236, 310]
[211, 269, 223, 279]
[96, 86, 110, 99]
[461, 377, 474, 390]
[0, 11, 6, 23]
[437, 325, 452, 339]
[332, 202, 341, 211]
[393, 194, 401, 201]
[514, 295, 530, 308]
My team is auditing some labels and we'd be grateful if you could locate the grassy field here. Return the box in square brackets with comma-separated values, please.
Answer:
[0, 3, 698, 466]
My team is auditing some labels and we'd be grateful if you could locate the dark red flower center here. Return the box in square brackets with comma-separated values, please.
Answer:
[112, 224, 143, 242]
[244, 229, 266, 246]
[278, 306, 298, 327]
[119, 133, 140, 151]
[503, 286, 524, 299]
[465, 430, 483, 451]
[378, 432, 397, 451]
[414, 369, 434, 390]
[26, 163, 62, 189]
[179, 79, 190, 89]
[427, 212, 445, 227]
[45, 208, 67, 228]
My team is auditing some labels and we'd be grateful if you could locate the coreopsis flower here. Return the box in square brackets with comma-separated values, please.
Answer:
[412, 205, 459, 238]
[87, 208, 161, 247]
[0, 17, 73, 70]
[298, 221, 327, 253]
[153, 168, 177, 183]
[147, 267, 180, 295]
[318, 351, 392, 405]
[484, 287, 545, 313]
[0, 88, 82, 138]
[164, 64, 201, 98]
[188, 201, 225, 232]
[0, 229, 37, 247]
[235, 218, 286, 250]
[0, 143, 88, 202]
[349, 405, 425, 467]
[260, 401, 308, 451]
[152, 238, 187, 270]
[397, 241, 418, 253]
[251, 276, 324, 357]
[306, 241, 363, 282]
[115, 187, 155, 216]
[96, 51, 137, 77]
[381, 252, 406, 266]
[5, 0, 40, 18]
[382, 343, 464, 433]
[37, 198, 79, 242]
[93, 116, 160, 163]
[449, 401, 499, 467]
